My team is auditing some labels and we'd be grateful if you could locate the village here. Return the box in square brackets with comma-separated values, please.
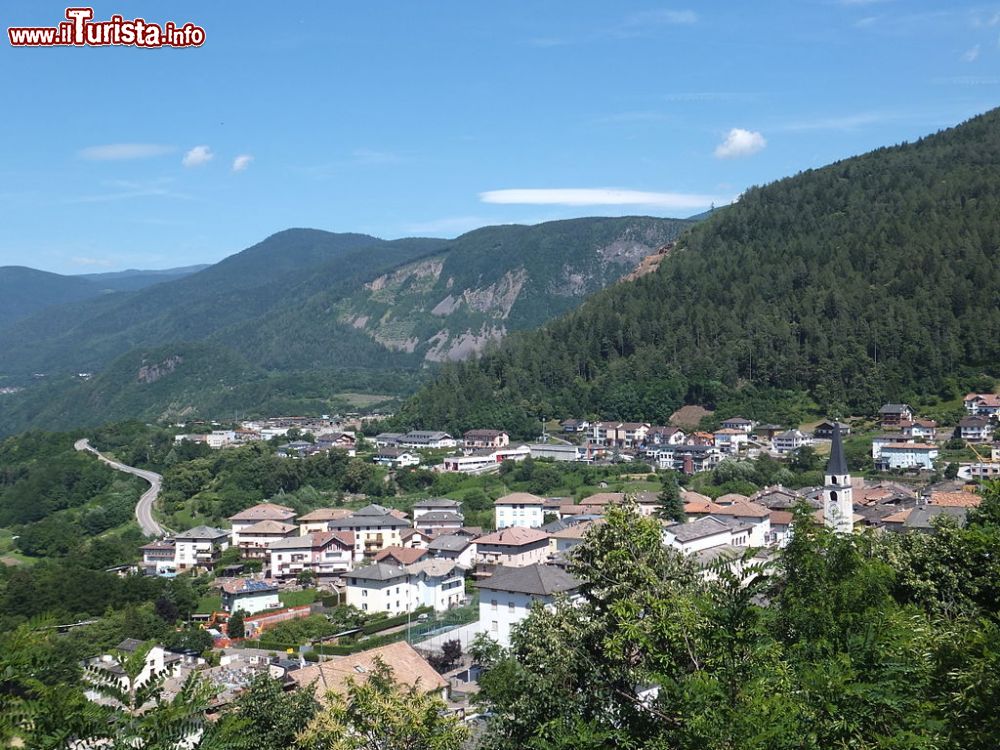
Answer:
[88, 391, 1000, 724]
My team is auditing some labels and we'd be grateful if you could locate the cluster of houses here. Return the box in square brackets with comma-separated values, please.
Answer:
[174, 416, 361, 458]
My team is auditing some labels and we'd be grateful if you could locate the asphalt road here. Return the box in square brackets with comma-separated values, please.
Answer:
[74, 438, 166, 537]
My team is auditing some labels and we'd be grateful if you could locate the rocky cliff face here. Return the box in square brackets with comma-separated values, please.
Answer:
[335, 217, 693, 362]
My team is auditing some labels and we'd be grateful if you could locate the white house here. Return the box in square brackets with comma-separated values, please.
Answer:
[662, 516, 753, 554]
[173, 526, 230, 572]
[872, 434, 913, 459]
[463, 429, 510, 450]
[399, 431, 457, 449]
[494, 492, 545, 529]
[720, 417, 754, 434]
[268, 530, 356, 578]
[959, 416, 992, 443]
[713, 429, 749, 454]
[373, 448, 421, 469]
[527, 443, 588, 462]
[407, 559, 465, 611]
[229, 503, 297, 547]
[414, 511, 465, 535]
[773, 430, 810, 454]
[235, 520, 299, 559]
[475, 527, 551, 569]
[220, 578, 281, 615]
[297, 507, 353, 535]
[139, 540, 176, 576]
[964, 393, 1000, 418]
[344, 562, 413, 615]
[413, 498, 463, 520]
[705, 501, 772, 547]
[476, 564, 581, 647]
[426, 533, 477, 569]
[900, 419, 938, 442]
[876, 443, 939, 471]
[326, 504, 412, 558]
[86, 639, 189, 696]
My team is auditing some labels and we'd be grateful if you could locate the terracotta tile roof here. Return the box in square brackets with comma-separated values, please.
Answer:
[716, 493, 749, 505]
[880, 443, 938, 451]
[297, 507, 353, 522]
[684, 500, 726, 515]
[928, 492, 981, 508]
[475, 527, 549, 546]
[712, 500, 770, 519]
[882, 508, 913, 524]
[229, 502, 296, 522]
[580, 492, 625, 506]
[494, 492, 545, 506]
[239, 520, 298, 535]
[769, 510, 794, 526]
[374, 546, 428, 565]
[289, 641, 447, 699]
[681, 489, 712, 504]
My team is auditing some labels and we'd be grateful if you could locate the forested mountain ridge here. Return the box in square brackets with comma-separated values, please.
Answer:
[395, 108, 1000, 435]
[0, 218, 693, 433]
[0, 264, 206, 327]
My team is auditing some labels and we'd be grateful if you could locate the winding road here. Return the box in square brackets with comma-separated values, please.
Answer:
[74, 438, 167, 537]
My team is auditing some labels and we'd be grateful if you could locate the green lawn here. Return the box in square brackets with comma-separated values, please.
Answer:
[279, 588, 318, 607]
[196, 592, 222, 614]
[0, 528, 37, 566]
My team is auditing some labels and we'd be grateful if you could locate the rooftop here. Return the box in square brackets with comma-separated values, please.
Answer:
[229, 502, 296, 522]
[345, 562, 409, 582]
[475, 527, 549, 546]
[289, 641, 446, 699]
[220, 578, 279, 595]
[494, 491, 545, 506]
[476, 563, 581, 596]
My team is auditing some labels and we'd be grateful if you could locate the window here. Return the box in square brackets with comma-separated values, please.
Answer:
[362, 603, 368, 611]
[491, 620, 498, 633]
[508, 601, 515, 612]
[362, 589, 367, 597]
[491, 599, 498, 610]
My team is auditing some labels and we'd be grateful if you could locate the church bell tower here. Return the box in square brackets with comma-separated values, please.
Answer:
[823, 426, 853, 534]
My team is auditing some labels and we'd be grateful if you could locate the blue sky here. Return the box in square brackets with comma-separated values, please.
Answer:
[1, 1, 998, 274]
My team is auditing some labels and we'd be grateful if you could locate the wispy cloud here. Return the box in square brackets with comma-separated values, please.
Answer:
[479, 188, 728, 210]
[182, 145, 213, 168]
[232, 154, 254, 172]
[962, 44, 981, 62]
[67, 178, 191, 204]
[776, 112, 893, 132]
[714, 128, 767, 159]
[78, 143, 174, 161]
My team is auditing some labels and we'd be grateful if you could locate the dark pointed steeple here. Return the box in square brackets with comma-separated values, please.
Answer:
[826, 425, 849, 476]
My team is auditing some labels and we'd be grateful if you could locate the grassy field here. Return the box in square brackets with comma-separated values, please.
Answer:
[196, 592, 222, 615]
[279, 588, 318, 607]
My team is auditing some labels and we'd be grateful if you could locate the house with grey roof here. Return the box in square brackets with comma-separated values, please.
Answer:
[476, 564, 582, 647]
[173, 526, 230, 572]
[426, 533, 476, 568]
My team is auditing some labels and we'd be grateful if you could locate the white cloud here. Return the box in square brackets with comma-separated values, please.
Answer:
[232, 154, 254, 172]
[78, 143, 174, 160]
[962, 44, 981, 62]
[182, 145, 213, 168]
[479, 188, 727, 210]
[713, 128, 767, 159]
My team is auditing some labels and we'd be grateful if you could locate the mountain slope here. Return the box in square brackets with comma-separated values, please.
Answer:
[395, 108, 1000, 435]
[0, 264, 207, 327]
[79, 264, 209, 292]
[0, 230, 446, 376]
[0, 266, 108, 327]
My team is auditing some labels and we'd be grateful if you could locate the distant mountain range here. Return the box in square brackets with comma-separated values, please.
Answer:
[0, 217, 693, 433]
[0, 264, 206, 327]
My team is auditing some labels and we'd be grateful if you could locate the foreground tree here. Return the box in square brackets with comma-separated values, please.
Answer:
[296, 658, 467, 750]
